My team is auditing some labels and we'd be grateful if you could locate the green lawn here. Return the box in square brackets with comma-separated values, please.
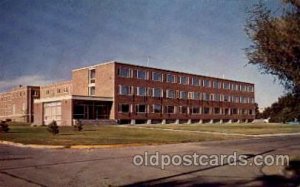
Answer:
[141, 123, 300, 135]
[0, 123, 238, 146]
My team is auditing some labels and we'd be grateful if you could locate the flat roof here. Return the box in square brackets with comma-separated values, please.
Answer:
[72, 60, 254, 85]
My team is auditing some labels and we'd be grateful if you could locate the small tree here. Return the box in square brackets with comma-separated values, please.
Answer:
[0, 121, 9, 133]
[73, 119, 83, 131]
[47, 120, 59, 135]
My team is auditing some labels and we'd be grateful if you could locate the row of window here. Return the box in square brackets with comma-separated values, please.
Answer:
[118, 104, 254, 115]
[118, 67, 254, 92]
[119, 85, 255, 103]
[45, 87, 70, 95]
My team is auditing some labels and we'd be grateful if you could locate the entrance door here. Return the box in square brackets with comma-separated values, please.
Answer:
[43, 102, 62, 125]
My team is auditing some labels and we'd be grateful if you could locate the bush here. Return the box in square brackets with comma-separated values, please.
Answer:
[0, 121, 9, 133]
[47, 121, 59, 135]
[73, 119, 83, 131]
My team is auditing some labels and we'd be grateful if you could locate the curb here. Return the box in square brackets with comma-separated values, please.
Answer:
[0, 140, 152, 149]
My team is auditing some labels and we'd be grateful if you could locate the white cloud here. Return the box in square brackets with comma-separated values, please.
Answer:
[0, 75, 52, 91]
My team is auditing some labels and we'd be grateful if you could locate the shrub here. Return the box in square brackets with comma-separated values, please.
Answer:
[73, 119, 83, 131]
[47, 120, 59, 135]
[0, 121, 9, 133]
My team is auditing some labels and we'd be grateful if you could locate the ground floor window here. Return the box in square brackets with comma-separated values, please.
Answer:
[136, 104, 147, 113]
[119, 104, 130, 113]
[153, 104, 162, 113]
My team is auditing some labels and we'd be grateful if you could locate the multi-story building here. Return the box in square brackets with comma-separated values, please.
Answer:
[32, 61, 255, 125]
[0, 85, 40, 123]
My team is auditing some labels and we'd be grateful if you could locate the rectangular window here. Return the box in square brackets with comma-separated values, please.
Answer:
[166, 74, 176, 83]
[192, 77, 200, 86]
[137, 87, 147, 96]
[166, 89, 176, 98]
[119, 104, 130, 113]
[214, 107, 221, 114]
[153, 88, 162, 97]
[191, 92, 201, 100]
[179, 106, 188, 114]
[119, 85, 131, 95]
[231, 108, 238, 114]
[137, 70, 147, 80]
[214, 94, 221, 102]
[89, 86, 95, 96]
[166, 106, 175, 114]
[203, 107, 210, 114]
[180, 91, 188, 99]
[179, 76, 189, 85]
[203, 93, 210, 101]
[152, 104, 162, 113]
[192, 107, 200, 114]
[223, 82, 230, 89]
[203, 80, 211, 87]
[136, 104, 147, 113]
[213, 80, 219, 89]
[152, 72, 162, 81]
[90, 69, 96, 79]
[224, 95, 230, 102]
[118, 67, 131, 78]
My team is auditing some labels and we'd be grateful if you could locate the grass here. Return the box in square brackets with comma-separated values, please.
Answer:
[0, 123, 238, 146]
[141, 123, 300, 135]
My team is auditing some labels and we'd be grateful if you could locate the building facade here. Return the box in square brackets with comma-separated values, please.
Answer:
[0, 86, 40, 123]
[33, 61, 255, 125]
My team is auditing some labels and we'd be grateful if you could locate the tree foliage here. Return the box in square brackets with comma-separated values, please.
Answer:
[245, 0, 300, 94]
[260, 93, 300, 122]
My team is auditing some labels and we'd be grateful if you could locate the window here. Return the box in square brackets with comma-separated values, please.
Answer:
[89, 86, 95, 96]
[166, 74, 176, 83]
[214, 94, 221, 101]
[153, 104, 162, 113]
[118, 67, 131, 78]
[179, 76, 189, 85]
[192, 78, 200, 86]
[203, 93, 210, 101]
[250, 97, 255, 103]
[119, 104, 130, 113]
[224, 95, 230, 102]
[90, 69, 96, 79]
[136, 104, 147, 113]
[153, 88, 162, 97]
[180, 91, 188, 99]
[231, 108, 238, 115]
[179, 106, 188, 114]
[166, 89, 176, 98]
[192, 107, 200, 114]
[137, 70, 147, 80]
[137, 87, 147, 96]
[231, 96, 239, 103]
[241, 85, 247, 92]
[223, 82, 230, 89]
[166, 106, 175, 114]
[248, 86, 254, 92]
[191, 92, 201, 100]
[203, 107, 210, 114]
[203, 80, 211, 87]
[64, 87, 69, 93]
[119, 85, 132, 95]
[152, 72, 162, 81]
[213, 81, 220, 89]
[214, 107, 221, 114]
[57, 89, 61, 93]
[46, 90, 50, 95]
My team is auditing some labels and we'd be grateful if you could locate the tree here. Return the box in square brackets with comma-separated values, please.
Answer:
[245, 0, 300, 95]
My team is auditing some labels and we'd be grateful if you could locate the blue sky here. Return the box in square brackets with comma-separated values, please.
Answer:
[0, 0, 285, 108]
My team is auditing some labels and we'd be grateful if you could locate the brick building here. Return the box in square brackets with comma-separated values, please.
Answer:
[33, 61, 255, 125]
[0, 86, 40, 123]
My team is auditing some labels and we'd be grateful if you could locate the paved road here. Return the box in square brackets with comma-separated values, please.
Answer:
[1, 135, 300, 187]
